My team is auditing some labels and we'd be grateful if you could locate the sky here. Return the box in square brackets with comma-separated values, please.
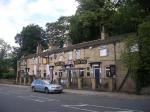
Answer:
[0, 0, 78, 46]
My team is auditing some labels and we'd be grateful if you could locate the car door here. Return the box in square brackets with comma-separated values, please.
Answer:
[36, 80, 41, 91]
[40, 80, 45, 92]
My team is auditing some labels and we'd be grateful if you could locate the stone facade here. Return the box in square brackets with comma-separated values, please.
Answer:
[16, 35, 136, 92]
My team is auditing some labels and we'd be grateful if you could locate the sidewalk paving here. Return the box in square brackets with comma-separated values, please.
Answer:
[0, 83, 150, 99]
[64, 89, 150, 99]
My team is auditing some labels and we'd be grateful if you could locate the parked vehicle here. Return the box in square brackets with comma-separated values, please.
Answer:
[31, 79, 63, 93]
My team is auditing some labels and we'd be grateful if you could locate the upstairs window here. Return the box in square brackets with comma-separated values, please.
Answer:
[99, 46, 108, 57]
[49, 55, 53, 61]
[68, 51, 73, 60]
[76, 49, 80, 59]
[59, 55, 63, 61]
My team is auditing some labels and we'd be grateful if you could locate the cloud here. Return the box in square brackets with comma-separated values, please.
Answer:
[0, 0, 78, 46]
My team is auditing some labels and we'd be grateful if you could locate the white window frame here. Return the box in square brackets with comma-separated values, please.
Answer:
[76, 49, 80, 59]
[59, 55, 63, 61]
[99, 46, 108, 57]
[68, 51, 73, 60]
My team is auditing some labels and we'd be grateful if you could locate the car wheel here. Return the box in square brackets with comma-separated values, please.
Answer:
[45, 88, 49, 94]
[32, 87, 36, 92]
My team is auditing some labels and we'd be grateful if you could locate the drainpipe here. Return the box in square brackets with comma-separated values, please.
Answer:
[113, 41, 117, 91]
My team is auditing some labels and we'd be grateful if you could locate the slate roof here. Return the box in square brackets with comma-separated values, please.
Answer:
[22, 33, 135, 59]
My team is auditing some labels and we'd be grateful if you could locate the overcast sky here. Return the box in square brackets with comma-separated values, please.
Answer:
[0, 0, 78, 46]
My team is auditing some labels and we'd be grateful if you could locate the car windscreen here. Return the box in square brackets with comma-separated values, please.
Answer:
[43, 80, 51, 84]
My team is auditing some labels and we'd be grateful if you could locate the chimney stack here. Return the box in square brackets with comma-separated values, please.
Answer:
[101, 25, 105, 40]
[63, 38, 72, 48]
[36, 43, 43, 54]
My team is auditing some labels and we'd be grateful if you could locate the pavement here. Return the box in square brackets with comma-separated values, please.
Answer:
[0, 83, 149, 99]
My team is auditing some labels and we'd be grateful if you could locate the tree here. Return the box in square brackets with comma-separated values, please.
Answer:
[0, 39, 11, 59]
[136, 20, 150, 92]
[15, 24, 47, 56]
[121, 20, 150, 94]
[0, 39, 11, 77]
[70, 0, 115, 44]
[136, 0, 150, 15]
[46, 16, 71, 47]
[121, 35, 140, 92]
[10, 47, 22, 74]
[106, 0, 145, 36]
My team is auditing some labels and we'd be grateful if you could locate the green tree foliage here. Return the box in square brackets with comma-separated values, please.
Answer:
[10, 47, 22, 74]
[121, 20, 150, 93]
[0, 39, 11, 59]
[15, 24, 47, 55]
[137, 20, 150, 91]
[121, 35, 139, 89]
[46, 16, 71, 47]
[122, 36, 139, 70]
[70, 0, 150, 44]
[0, 39, 11, 77]
[136, 0, 150, 15]
[70, 0, 115, 44]
[106, 0, 144, 36]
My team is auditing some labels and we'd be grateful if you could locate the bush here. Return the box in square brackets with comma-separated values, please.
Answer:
[1, 72, 16, 79]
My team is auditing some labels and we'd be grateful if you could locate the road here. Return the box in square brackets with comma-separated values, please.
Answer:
[0, 84, 149, 112]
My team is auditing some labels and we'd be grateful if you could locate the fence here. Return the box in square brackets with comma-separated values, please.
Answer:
[82, 78, 92, 89]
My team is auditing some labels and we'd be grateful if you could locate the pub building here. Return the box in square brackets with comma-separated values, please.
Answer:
[16, 33, 136, 92]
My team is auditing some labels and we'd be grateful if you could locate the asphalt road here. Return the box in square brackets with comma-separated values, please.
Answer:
[0, 84, 149, 112]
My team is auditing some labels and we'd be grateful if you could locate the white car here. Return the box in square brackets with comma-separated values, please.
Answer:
[31, 79, 63, 93]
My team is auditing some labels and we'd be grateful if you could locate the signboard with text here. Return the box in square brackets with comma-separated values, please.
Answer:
[74, 59, 87, 64]
[54, 61, 65, 66]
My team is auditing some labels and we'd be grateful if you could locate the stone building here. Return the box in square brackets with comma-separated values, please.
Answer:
[16, 34, 136, 92]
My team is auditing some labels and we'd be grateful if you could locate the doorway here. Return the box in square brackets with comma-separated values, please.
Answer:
[94, 67, 100, 88]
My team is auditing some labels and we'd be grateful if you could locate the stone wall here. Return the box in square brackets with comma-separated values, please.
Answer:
[0, 79, 16, 84]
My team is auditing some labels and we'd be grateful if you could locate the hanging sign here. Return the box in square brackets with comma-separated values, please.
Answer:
[74, 59, 87, 64]
[55, 61, 65, 66]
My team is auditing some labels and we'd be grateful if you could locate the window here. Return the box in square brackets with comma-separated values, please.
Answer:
[76, 49, 80, 59]
[99, 46, 108, 56]
[54, 54, 57, 59]
[80, 70, 84, 77]
[59, 55, 63, 61]
[42, 58, 48, 64]
[68, 51, 72, 60]
[105, 66, 111, 77]
[49, 55, 53, 61]
[87, 72, 90, 77]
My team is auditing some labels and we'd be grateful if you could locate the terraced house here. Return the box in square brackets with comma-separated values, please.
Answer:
[16, 34, 136, 93]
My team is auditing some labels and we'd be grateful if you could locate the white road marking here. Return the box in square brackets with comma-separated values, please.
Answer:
[18, 95, 60, 103]
[62, 105, 99, 112]
[18, 96, 44, 103]
[29, 95, 60, 102]
[84, 104, 144, 112]
[62, 104, 88, 107]
[117, 111, 133, 112]
[104, 111, 133, 112]
[30, 99, 45, 102]
[61, 104, 144, 112]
